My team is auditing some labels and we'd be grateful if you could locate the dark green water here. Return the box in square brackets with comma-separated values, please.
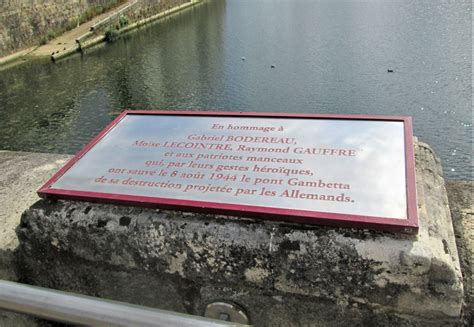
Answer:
[0, 0, 471, 179]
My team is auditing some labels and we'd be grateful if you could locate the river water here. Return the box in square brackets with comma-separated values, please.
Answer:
[0, 0, 471, 180]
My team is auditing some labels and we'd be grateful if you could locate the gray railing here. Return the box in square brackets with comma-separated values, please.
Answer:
[0, 280, 249, 326]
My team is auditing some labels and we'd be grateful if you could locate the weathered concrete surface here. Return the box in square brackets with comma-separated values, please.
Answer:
[15, 142, 465, 326]
[446, 180, 473, 326]
[0, 151, 71, 326]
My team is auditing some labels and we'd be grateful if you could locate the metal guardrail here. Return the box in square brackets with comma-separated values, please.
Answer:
[0, 280, 249, 326]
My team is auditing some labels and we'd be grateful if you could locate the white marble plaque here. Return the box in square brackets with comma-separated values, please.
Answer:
[39, 112, 418, 233]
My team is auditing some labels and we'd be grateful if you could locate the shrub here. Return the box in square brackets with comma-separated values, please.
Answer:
[105, 28, 119, 42]
[47, 31, 55, 40]
[39, 35, 48, 45]
[119, 15, 129, 28]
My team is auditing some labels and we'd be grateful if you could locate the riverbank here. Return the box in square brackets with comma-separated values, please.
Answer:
[63, 0, 202, 62]
[0, 149, 471, 325]
[27, 1, 135, 60]
[0, 0, 202, 66]
[0, 1, 130, 58]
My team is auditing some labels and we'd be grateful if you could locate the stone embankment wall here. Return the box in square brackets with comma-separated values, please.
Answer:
[133, 0, 192, 19]
[0, 0, 126, 57]
[85, 0, 192, 38]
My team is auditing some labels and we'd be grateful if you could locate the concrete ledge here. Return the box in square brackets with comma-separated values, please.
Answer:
[51, 45, 80, 62]
[15, 141, 464, 325]
[0, 151, 71, 271]
[122, 0, 202, 33]
[0, 47, 37, 67]
[0, 151, 72, 326]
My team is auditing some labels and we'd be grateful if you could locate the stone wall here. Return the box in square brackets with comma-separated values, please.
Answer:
[132, 0, 192, 19]
[85, 0, 192, 37]
[0, 0, 126, 57]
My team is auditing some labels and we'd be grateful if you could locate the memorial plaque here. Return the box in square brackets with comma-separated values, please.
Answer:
[38, 111, 418, 233]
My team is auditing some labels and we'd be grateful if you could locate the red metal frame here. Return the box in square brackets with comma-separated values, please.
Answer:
[38, 110, 419, 234]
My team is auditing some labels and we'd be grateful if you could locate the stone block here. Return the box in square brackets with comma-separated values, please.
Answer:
[446, 180, 473, 325]
[16, 141, 463, 326]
